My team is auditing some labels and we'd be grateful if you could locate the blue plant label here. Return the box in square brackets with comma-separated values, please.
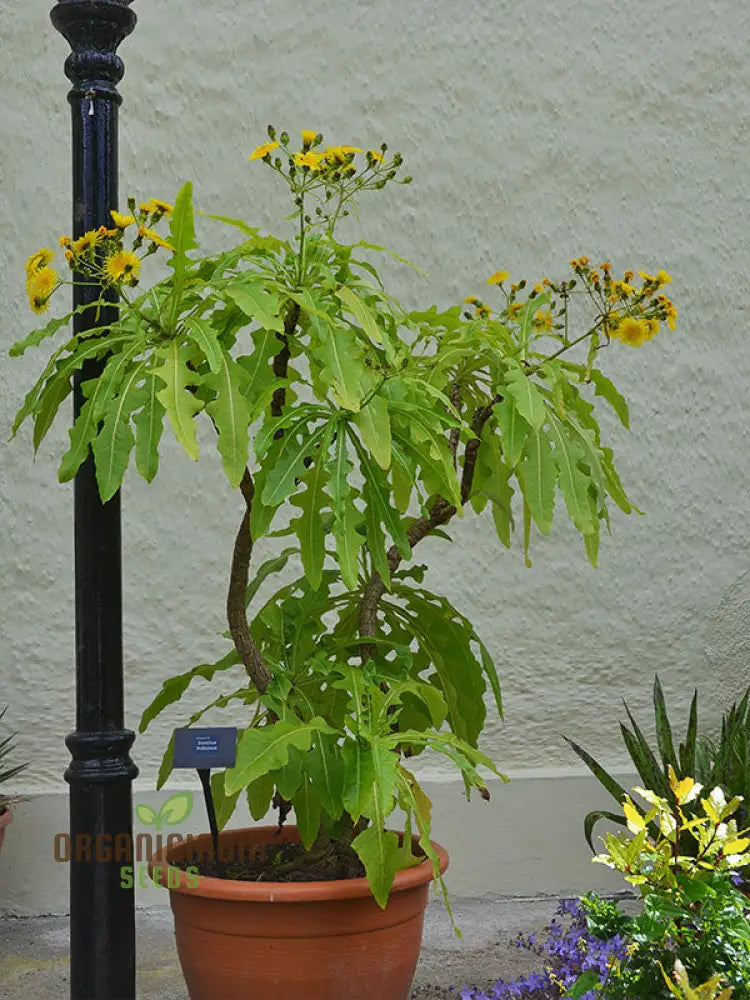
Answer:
[173, 727, 238, 769]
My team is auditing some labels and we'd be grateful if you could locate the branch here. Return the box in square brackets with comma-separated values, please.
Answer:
[226, 299, 300, 693]
[359, 395, 500, 659]
[227, 468, 272, 693]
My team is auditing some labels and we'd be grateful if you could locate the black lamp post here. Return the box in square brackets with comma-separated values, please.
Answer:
[49, 3, 138, 998]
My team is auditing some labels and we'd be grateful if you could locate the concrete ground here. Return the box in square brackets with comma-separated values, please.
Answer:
[0, 896, 573, 1000]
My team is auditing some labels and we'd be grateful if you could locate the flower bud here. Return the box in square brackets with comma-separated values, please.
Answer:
[267, 125, 277, 140]
[279, 131, 290, 145]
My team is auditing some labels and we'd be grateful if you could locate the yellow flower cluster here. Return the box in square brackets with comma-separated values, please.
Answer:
[25, 249, 59, 314]
[249, 130, 386, 179]
[23, 195, 174, 310]
[608, 313, 661, 347]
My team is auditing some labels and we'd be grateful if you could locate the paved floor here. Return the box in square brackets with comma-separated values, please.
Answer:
[0, 896, 582, 999]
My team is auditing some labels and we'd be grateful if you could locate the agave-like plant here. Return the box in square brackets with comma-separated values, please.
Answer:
[0, 706, 28, 809]
[564, 675, 750, 851]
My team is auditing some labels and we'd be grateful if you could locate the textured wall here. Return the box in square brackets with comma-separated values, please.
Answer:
[2, 0, 749, 812]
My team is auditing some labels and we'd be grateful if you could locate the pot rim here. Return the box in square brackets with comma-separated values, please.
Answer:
[148, 825, 449, 902]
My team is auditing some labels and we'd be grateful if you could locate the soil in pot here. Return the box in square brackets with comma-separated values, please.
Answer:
[172, 833, 367, 881]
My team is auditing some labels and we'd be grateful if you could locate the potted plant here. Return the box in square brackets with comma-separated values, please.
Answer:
[13, 128, 678, 999]
[0, 706, 28, 854]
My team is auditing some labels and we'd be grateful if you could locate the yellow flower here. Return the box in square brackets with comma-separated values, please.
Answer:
[104, 249, 141, 283]
[487, 270, 510, 285]
[612, 280, 636, 298]
[476, 303, 491, 319]
[300, 130, 318, 147]
[71, 230, 101, 254]
[533, 283, 544, 294]
[138, 226, 174, 250]
[367, 149, 384, 162]
[150, 198, 173, 215]
[324, 145, 362, 164]
[463, 295, 479, 305]
[25, 247, 54, 276]
[637, 269, 656, 283]
[656, 269, 672, 286]
[59, 236, 71, 248]
[110, 210, 136, 229]
[611, 316, 650, 347]
[249, 140, 280, 161]
[26, 266, 58, 314]
[508, 302, 524, 318]
[294, 151, 324, 170]
[623, 269, 634, 282]
[660, 297, 678, 330]
[532, 309, 554, 333]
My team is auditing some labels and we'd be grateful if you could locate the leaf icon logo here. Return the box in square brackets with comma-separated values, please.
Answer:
[135, 792, 193, 832]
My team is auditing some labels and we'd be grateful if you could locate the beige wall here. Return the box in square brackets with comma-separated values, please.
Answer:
[1, 0, 749, 912]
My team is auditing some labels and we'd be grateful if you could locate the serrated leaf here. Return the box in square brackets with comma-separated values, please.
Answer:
[32, 373, 71, 451]
[546, 417, 595, 534]
[352, 392, 391, 469]
[261, 419, 333, 508]
[166, 181, 199, 330]
[335, 285, 384, 345]
[328, 431, 363, 590]
[159, 791, 194, 826]
[133, 375, 165, 483]
[494, 396, 529, 467]
[291, 423, 335, 589]
[350, 430, 410, 560]
[139, 648, 242, 732]
[154, 340, 203, 460]
[92, 361, 147, 501]
[351, 825, 404, 909]
[205, 349, 253, 487]
[236, 328, 282, 419]
[309, 310, 366, 411]
[503, 368, 547, 431]
[518, 427, 556, 535]
[58, 378, 109, 483]
[342, 741, 397, 821]
[185, 316, 223, 374]
[197, 211, 285, 253]
[226, 283, 285, 333]
[588, 368, 630, 428]
[225, 718, 332, 794]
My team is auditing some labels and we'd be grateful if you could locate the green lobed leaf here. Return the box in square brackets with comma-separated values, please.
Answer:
[226, 282, 285, 334]
[352, 392, 392, 470]
[92, 360, 151, 501]
[166, 181, 199, 331]
[351, 825, 405, 909]
[153, 340, 203, 460]
[588, 368, 630, 429]
[204, 349, 254, 487]
[236, 328, 283, 419]
[139, 648, 242, 732]
[244, 547, 298, 609]
[518, 427, 556, 535]
[133, 375, 166, 483]
[246, 772, 275, 821]
[307, 304, 366, 411]
[185, 316, 223, 374]
[261, 419, 334, 509]
[225, 718, 333, 795]
[546, 417, 595, 535]
[58, 378, 111, 483]
[292, 775, 322, 850]
[350, 430, 411, 560]
[503, 368, 547, 431]
[290, 422, 335, 590]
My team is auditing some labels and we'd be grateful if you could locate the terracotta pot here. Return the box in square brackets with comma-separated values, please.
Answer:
[149, 825, 448, 1000]
[0, 808, 12, 853]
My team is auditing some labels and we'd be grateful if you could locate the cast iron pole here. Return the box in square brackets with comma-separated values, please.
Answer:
[49, 3, 138, 998]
